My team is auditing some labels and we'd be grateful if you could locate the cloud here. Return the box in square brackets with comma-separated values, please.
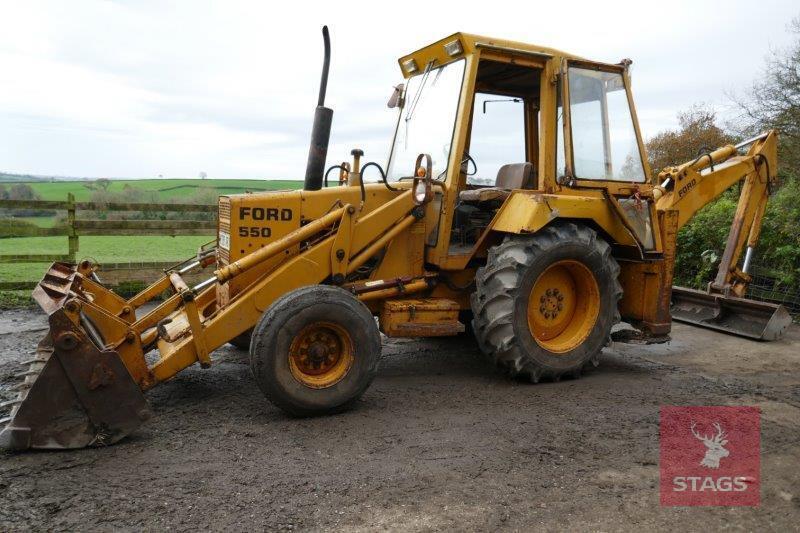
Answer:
[0, 0, 797, 179]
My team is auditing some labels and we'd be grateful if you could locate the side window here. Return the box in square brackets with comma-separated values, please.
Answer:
[467, 93, 525, 185]
[556, 83, 566, 179]
[568, 67, 645, 182]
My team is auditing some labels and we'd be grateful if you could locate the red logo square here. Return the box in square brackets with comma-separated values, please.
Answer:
[660, 406, 760, 506]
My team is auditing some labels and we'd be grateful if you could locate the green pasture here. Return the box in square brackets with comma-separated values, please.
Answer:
[0, 235, 212, 282]
[0, 178, 302, 289]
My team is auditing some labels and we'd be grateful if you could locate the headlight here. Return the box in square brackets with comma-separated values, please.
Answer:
[414, 180, 428, 204]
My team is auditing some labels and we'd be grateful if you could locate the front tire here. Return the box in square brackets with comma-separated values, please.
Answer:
[471, 222, 621, 382]
[249, 285, 381, 416]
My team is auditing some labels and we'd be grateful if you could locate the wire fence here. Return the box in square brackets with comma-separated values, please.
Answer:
[675, 262, 800, 319]
[745, 265, 800, 317]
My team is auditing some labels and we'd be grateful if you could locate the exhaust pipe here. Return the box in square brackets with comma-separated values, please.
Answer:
[304, 26, 333, 191]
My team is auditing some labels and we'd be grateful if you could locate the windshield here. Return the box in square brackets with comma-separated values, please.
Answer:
[387, 59, 465, 181]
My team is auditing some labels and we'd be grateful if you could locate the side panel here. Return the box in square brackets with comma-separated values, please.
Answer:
[490, 192, 640, 247]
[617, 209, 678, 335]
[218, 193, 302, 305]
[218, 184, 409, 304]
[370, 219, 426, 281]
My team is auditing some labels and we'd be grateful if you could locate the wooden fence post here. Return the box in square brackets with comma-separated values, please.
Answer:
[67, 193, 78, 262]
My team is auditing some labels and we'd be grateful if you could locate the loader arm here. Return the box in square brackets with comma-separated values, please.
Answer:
[655, 130, 778, 296]
[1, 187, 423, 450]
[149, 189, 420, 383]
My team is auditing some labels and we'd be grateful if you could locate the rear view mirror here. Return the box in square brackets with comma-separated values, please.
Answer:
[387, 84, 405, 109]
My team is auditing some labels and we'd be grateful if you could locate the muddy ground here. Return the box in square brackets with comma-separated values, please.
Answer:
[0, 308, 798, 532]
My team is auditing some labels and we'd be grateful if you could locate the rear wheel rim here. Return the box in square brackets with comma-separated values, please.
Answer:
[288, 322, 354, 389]
[527, 260, 600, 353]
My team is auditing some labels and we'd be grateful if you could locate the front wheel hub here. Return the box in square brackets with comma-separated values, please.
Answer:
[288, 322, 354, 388]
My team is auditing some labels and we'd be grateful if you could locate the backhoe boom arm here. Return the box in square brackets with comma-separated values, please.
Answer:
[655, 130, 778, 296]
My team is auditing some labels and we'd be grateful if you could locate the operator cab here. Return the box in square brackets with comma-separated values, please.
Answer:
[450, 59, 543, 251]
[388, 33, 653, 262]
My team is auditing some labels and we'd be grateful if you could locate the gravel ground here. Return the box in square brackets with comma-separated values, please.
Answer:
[1, 308, 798, 531]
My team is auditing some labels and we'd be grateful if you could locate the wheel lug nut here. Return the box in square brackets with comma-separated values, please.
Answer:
[539, 306, 545, 313]
[557, 294, 564, 301]
[557, 303, 563, 311]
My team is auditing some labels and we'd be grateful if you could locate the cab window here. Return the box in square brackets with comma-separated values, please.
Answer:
[468, 94, 525, 185]
[568, 67, 645, 182]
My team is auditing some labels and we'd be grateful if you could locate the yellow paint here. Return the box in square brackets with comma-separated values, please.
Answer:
[380, 298, 463, 337]
[527, 260, 600, 353]
[491, 192, 639, 248]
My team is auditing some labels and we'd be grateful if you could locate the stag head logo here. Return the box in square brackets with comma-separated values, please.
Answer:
[690, 421, 730, 469]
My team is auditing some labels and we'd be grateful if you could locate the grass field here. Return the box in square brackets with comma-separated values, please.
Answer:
[0, 235, 212, 282]
[13, 217, 58, 228]
[1, 178, 304, 294]
[4, 178, 303, 202]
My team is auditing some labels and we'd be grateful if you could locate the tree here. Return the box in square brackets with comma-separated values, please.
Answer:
[645, 105, 734, 174]
[8, 183, 37, 200]
[733, 16, 800, 177]
[83, 178, 111, 192]
[648, 20, 800, 297]
[645, 108, 738, 285]
[730, 16, 800, 289]
[199, 171, 207, 180]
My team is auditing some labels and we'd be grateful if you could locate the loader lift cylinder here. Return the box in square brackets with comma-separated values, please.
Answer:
[304, 25, 333, 191]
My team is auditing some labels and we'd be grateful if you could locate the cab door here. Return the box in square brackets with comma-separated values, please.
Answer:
[560, 60, 658, 253]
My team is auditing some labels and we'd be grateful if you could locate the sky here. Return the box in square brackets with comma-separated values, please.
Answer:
[0, 0, 797, 180]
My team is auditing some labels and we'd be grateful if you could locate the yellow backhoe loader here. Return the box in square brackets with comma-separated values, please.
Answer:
[1, 29, 791, 450]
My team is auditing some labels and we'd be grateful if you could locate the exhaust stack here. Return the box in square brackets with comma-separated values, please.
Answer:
[304, 26, 333, 191]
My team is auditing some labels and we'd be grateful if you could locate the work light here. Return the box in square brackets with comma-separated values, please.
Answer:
[402, 58, 418, 74]
[444, 40, 463, 57]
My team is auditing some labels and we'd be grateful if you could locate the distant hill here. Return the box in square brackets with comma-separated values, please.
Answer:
[1, 177, 304, 202]
[0, 172, 59, 182]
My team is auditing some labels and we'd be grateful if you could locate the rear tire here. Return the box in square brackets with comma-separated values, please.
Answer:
[471, 222, 621, 382]
[249, 285, 381, 416]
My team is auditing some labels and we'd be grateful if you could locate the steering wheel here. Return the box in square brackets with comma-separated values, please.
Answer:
[436, 151, 478, 180]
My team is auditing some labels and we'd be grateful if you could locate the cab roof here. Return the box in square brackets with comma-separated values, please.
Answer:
[397, 32, 588, 78]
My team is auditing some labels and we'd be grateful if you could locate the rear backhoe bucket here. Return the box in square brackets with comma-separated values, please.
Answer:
[0, 263, 150, 451]
[671, 286, 792, 341]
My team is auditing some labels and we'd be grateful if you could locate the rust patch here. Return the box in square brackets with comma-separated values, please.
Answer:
[89, 362, 116, 390]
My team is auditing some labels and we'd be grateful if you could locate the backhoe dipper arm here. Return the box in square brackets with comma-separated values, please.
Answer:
[655, 130, 778, 296]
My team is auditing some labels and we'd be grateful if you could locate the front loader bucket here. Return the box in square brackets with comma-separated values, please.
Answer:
[671, 286, 792, 341]
[0, 263, 150, 451]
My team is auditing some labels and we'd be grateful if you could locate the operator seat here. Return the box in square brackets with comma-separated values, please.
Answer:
[458, 162, 535, 203]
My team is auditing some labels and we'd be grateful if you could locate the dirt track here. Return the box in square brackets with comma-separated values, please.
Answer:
[1, 308, 799, 531]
